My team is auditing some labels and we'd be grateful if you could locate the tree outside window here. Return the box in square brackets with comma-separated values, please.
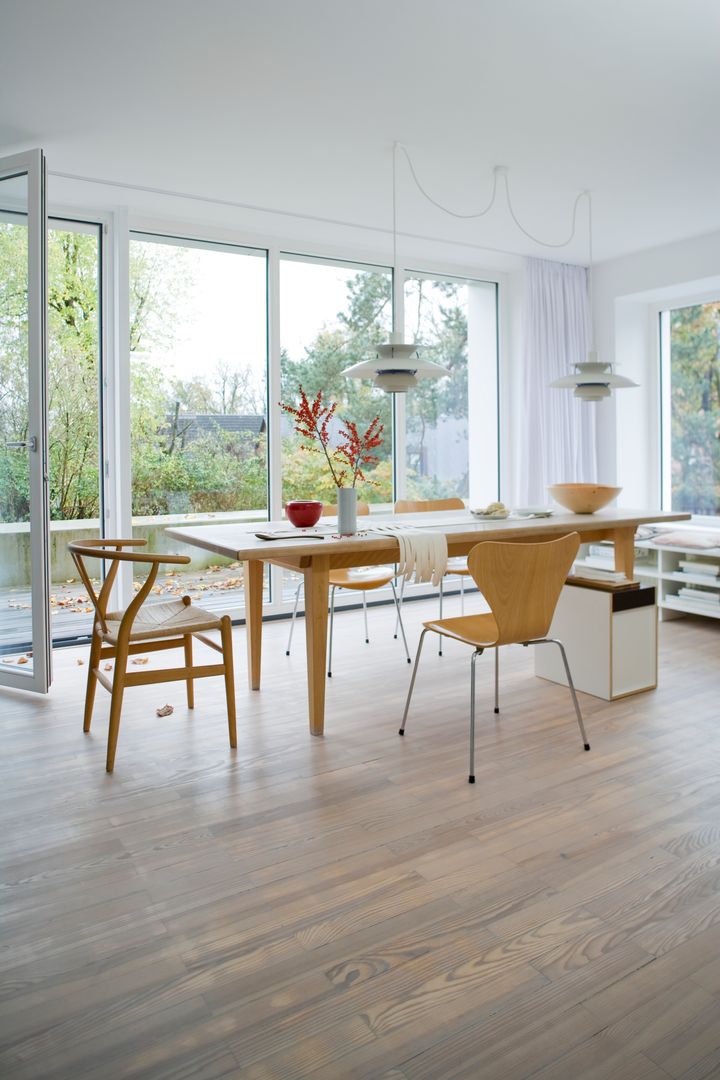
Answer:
[669, 302, 720, 516]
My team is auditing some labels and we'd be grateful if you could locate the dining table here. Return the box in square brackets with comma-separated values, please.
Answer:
[166, 508, 690, 736]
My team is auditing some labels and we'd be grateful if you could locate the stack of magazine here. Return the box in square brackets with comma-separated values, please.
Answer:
[570, 543, 639, 591]
[675, 559, 720, 610]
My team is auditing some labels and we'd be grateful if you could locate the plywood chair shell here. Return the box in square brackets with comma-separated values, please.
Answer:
[467, 532, 580, 646]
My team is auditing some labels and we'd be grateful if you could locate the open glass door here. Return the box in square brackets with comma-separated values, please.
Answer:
[0, 149, 51, 691]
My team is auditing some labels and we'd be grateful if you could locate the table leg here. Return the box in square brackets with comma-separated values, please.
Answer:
[244, 559, 264, 690]
[303, 555, 330, 736]
[613, 528, 637, 578]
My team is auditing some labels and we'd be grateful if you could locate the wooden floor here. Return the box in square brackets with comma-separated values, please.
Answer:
[1, 598, 720, 1079]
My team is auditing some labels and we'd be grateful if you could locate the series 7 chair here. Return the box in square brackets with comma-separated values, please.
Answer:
[285, 502, 412, 675]
[68, 539, 237, 772]
[399, 533, 590, 783]
[394, 497, 472, 656]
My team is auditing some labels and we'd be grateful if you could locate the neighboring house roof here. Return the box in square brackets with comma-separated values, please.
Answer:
[172, 414, 267, 439]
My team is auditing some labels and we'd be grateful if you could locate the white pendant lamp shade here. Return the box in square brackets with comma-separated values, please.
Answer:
[550, 352, 639, 401]
[342, 333, 448, 393]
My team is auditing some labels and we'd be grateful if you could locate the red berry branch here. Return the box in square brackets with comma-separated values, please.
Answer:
[335, 415, 384, 488]
[279, 386, 384, 488]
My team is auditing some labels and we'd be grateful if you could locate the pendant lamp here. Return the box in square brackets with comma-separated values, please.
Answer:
[342, 145, 447, 393]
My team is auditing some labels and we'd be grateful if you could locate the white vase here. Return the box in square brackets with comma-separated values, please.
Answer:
[337, 487, 358, 535]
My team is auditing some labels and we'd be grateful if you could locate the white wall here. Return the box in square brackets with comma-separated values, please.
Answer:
[593, 229, 720, 508]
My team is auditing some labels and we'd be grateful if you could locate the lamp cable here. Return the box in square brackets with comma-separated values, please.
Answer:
[398, 143, 590, 251]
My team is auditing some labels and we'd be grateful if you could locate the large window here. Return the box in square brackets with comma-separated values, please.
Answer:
[662, 300, 720, 516]
[280, 255, 393, 506]
[4, 211, 502, 643]
[129, 234, 268, 607]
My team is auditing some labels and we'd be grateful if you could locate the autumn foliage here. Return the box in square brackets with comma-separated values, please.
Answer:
[279, 386, 384, 488]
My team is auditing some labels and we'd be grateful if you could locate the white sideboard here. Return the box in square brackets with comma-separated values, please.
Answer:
[535, 582, 657, 700]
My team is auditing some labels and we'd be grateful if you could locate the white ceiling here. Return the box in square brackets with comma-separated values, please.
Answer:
[2, 0, 719, 263]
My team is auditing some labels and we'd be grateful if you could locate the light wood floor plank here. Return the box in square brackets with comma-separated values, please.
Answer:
[0, 601, 718, 1077]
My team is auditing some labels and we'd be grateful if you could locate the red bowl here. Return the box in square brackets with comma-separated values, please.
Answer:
[285, 500, 323, 528]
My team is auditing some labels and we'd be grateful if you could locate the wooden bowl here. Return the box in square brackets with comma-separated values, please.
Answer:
[548, 483, 622, 514]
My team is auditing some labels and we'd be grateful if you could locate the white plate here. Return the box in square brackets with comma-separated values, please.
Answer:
[514, 508, 554, 518]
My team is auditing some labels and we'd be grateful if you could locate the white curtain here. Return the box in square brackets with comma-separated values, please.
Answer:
[518, 257, 597, 506]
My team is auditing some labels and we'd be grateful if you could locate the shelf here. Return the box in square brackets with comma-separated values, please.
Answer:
[644, 542, 720, 557]
[662, 596, 720, 619]
[581, 537, 720, 623]
[666, 571, 720, 589]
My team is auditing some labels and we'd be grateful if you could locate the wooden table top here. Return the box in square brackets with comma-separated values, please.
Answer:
[166, 509, 690, 562]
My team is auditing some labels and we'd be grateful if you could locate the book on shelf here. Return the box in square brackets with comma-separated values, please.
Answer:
[678, 560, 719, 578]
[677, 587, 720, 605]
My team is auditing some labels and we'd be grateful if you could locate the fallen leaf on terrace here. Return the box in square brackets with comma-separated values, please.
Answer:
[103, 663, 113, 671]
[17, 656, 28, 665]
[132, 657, 149, 665]
[76, 658, 85, 666]
[155, 704, 174, 717]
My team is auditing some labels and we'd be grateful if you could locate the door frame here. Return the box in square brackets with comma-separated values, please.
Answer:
[0, 148, 51, 692]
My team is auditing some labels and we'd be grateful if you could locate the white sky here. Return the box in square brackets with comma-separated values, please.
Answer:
[132, 241, 386, 402]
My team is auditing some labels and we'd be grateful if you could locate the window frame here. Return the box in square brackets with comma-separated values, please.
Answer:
[37, 203, 505, 622]
[658, 291, 720, 526]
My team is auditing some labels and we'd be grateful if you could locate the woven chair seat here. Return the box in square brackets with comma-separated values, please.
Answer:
[102, 599, 221, 644]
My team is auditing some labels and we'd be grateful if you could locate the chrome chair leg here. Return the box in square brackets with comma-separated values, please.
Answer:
[529, 637, 590, 751]
[553, 638, 590, 750]
[469, 647, 482, 783]
[393, 576, 405, 639]
[460, 574, 465, 615]
[438, 579, 444, 656]
[327, 585, 336, 678]
[399, 627, 428, 735]
[494, 648, 500, 714]
[362, 591, 369, 644]
[285, 581, 303, 656]
[391, 579, 412, 664]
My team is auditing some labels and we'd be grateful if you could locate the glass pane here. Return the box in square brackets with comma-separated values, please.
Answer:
[279, 255, 392, 603]
[404, 274, 497, 506]
[47, 223, 102, 643]
[0, 176, 33, 671]
[403, 275, 469, 500]
[669, 301, 720, 516]
[129, 235, 269, 609]
[279, 256, 393, 507]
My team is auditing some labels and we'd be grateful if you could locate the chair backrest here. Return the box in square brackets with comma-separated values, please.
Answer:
[322, 501, 370, 516]
[467, 533, 580, 646]
[395, 497, 465, 514]
[67, 539, 189, 637]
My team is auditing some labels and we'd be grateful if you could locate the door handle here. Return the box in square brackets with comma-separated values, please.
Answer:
[5, 436, 38, 452]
